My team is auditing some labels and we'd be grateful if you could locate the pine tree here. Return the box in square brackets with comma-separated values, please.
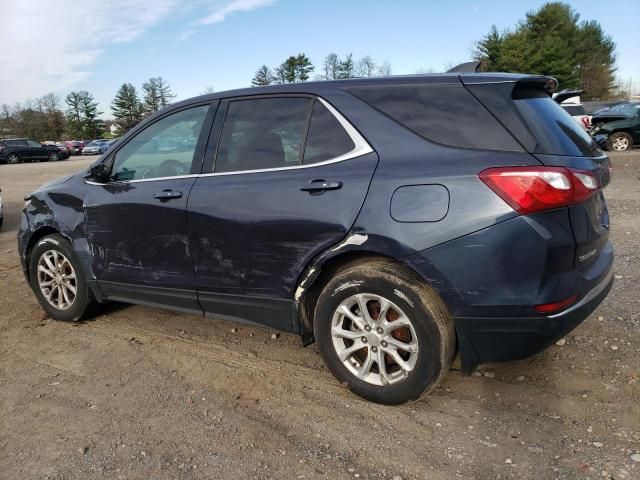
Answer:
[275, 56, 298, 83]
[295, 53, 314, 82]
[337, 54, 355, 79]
[65, 91, 101, 139]
[472, 2, 616, 97]
[111, 83, 143, 134]
[142, 77, 175, 115]
[252, 65, 274, 86]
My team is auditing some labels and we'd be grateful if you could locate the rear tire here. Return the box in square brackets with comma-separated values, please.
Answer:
[7, 153, 19, 164]
[28, 234, 95, 322]
[607, 132, 633, 152]
[314, 259, 456, 404]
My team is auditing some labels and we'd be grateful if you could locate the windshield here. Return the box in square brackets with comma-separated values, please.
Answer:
[601, 103, 640, 117]
[87, 141, 102, 147]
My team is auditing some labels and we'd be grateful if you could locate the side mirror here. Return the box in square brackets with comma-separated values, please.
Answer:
[89, 162, 111, 183]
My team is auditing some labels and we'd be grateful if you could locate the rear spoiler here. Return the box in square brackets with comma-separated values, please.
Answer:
[446, 61, 482, 73]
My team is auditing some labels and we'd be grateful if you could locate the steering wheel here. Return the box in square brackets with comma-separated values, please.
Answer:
[155, 159, 188, 178]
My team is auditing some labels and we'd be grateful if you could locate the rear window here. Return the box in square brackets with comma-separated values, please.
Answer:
[513, 89, 599, 156]
[562, 105, 586, 116]
[346, 84, 522, 152]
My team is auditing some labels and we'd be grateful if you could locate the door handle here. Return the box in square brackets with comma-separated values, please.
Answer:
[300, 179, 343, 193]
[153, 189, 183, 201]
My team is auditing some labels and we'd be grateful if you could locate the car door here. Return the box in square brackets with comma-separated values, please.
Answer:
[27, 140, 48, 160]
[9, 139, 30, 160]
[187, 95, 378, 331]
[83, 102, 215, 313]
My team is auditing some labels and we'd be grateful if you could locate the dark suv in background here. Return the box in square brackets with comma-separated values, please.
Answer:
[19, 73, 613, 404]
[0, 138, 66, 164]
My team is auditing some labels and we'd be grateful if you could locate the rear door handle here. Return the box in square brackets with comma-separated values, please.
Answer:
[300, 179, 342, 193]
[153, 189, 183, 201]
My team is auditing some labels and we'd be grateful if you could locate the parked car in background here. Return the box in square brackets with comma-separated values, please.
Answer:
[65, 141, 85, 155]
[82, 140, 110, 156]
[54, 143, 70, 160]
[19, 74, 613, 404]
[554, 89, 590, 130]
[591, 102, 640, 151]
[0, 138, 65, 164]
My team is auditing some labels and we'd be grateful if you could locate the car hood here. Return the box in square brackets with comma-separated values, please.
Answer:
[38, 173, 75, 190]
[592, 113, 632, 123]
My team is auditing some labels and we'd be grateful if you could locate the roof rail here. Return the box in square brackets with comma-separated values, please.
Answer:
[446, 61, 482, 73]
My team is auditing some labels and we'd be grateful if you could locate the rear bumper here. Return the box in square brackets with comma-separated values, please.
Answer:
[455, 266, 613, 374]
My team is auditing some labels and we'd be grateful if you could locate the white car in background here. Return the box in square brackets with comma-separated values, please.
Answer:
[553, 89, 591, 131]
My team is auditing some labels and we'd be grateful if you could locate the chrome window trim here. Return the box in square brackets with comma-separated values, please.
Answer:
[84, 96, 373, 186]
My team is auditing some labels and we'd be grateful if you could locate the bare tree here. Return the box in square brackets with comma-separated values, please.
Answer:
[357, 56, 376, 77]
[376, 61, 392, 77]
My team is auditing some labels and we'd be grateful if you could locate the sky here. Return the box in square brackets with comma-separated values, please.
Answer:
[0, 0, 638, 118]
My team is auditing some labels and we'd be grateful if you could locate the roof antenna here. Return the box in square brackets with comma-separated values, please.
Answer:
[446, 61, 482, 73]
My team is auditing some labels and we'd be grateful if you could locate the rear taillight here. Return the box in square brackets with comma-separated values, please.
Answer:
[479, 166, 600, 215]
[534, 294, 578, 314]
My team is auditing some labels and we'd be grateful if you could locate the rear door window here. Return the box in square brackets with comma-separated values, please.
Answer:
[303, 101, 355, 164]
[215, 97, 311, 173]
[346, 84, 522, 152]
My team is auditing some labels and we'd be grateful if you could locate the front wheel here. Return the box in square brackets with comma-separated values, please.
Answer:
[28, 234, 95, 321]
[607, 132, 633, 152]
[314, 259, 456, 404]
[48, 151, 60, 162]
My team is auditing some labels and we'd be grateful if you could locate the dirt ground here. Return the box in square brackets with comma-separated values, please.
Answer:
[0, 152, 638, 480]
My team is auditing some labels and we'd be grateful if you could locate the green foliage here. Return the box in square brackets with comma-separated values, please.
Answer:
[142, 77, 175, 114]
[66, 91, 103, 139]
[337, 54, 355, 79]
[473, 2, 617, 99]
[111, 83, 143, 134]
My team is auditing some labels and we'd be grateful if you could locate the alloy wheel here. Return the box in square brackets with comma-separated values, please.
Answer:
[37, 250, 77, 310]
[7, 153, 18, 164]
[331, 293, 419, 386]
[612, 136, 629, 151]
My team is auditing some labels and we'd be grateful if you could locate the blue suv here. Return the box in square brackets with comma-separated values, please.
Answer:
[18, 73, 613, 404]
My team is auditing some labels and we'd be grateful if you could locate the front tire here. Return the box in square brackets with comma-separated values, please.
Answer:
[48, 151, 60, 162]
[28, 234, 95, 321]
[607, 132, 633, 152]
[314, 259, 455, 405]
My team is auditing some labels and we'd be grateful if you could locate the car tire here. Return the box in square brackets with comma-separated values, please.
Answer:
[28, 234, 96, 322]
[314, 258, 456, 405]
[48, 151, 60, 162]
[607, 132, 633, 152]
[7, 153, 19, 164]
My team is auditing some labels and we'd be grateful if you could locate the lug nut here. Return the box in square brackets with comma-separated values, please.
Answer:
[371, 346, 378, 353]
[381, 341, 388, 347]
[365, 325, 371, 332]
[361, 337, 367, 343]
[376, 327, 383, 334]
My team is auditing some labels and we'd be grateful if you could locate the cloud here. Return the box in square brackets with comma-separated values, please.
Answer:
[0, 0, 178, 105]
[196, 0, 275, 25]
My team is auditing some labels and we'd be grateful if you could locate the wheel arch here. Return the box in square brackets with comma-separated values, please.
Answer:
[295, 247, 449, 345]
[24, 226, 64, 283]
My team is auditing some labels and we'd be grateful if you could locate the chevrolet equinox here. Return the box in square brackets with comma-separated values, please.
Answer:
[19, 73, 614, 404]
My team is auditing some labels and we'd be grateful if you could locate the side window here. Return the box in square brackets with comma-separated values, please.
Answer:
[8, 139, 27, 146]
[28, 140, 42, 147]
[303, 101, 355, 164]
[111, 105, 208, 181]
[215, 97, 311, 173]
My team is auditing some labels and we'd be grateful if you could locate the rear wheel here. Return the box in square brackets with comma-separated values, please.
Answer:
[28, 234, 95, 321]
[7, 153, 19, 164]
[314, 259, 455, 404]
[607, 132, 633, 152]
